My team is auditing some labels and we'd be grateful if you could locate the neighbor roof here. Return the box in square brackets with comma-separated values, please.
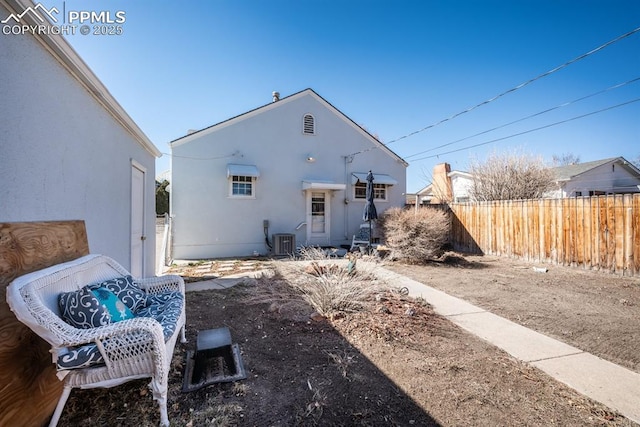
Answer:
[550, 157, 640, 181]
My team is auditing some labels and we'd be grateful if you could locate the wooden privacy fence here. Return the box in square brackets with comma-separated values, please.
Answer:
[444, 194, 640, 276]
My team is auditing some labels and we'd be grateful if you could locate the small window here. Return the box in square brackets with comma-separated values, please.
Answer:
[230, 175, 254, 197]
[303, 114, 315, 135]
[354, 182, 387, 201]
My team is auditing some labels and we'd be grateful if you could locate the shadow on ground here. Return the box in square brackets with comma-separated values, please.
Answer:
[58, 281, 440, 426]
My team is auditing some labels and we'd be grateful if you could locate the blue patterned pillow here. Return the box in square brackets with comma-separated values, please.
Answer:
[59, 286, 111, 329]
[91, 287, 135, 322]
[136, 291, 184, 338]
[89, 276, 146, 312]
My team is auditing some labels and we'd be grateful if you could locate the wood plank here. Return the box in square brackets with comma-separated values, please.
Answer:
[542, 199, 551, 262]
[523, 200, 529, 259]
[566, 197, 574, 266]
[536, 200, 543, 262]
[561, 198, 569, 265]
[497, 201, 504, 256]
[549, 199, 556, 263]
[530, 200, 537, 261]
[557, 198, 565, 264]
[623, 194, 633, 276]
[599, 196, 609, 271]
[614, 195, 625, 274]
[583, 197, 592, 269]
[0, 220, 89, 427]
[633, 194, 640, 276]
[591, 196, 600, 271]
[605, 196, 615, 273]
[489, 202, 496, 255]
[634, 194, 640, 275]
[575, 197, 584, 267]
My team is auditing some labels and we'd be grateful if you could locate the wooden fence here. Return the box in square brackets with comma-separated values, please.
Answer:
[439, 194, 640, 276]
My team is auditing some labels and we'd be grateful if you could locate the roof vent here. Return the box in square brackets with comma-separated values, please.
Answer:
[272, 91, 280, 102]
[187, 129, 198, 135]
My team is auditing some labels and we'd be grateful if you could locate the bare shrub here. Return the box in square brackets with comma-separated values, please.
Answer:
[381, 207, 450, 264]
[469, 150, 556, 201]
[247, 249, 384, 317]
[552, 152, 580, 166]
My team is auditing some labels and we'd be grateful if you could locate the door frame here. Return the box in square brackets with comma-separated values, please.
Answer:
[305, 190, 330, 246]
[130, 159, 146, 277]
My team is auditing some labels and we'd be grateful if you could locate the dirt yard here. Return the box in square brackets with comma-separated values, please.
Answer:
[386, 254, 640, 374]
[58, 254, 639, 426]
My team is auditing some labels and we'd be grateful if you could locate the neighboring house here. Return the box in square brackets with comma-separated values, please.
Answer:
[546, 157, 640, 198]
[0, 0, 160, 276]
[411, 157, 640, 205]
[170, 89, 408, 258]
[412, 163, 473, 204]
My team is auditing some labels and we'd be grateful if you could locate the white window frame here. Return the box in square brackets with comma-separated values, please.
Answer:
[354, 182, 388, 201]
[229, 175, 256, 198]
[303, 113, 315, 135]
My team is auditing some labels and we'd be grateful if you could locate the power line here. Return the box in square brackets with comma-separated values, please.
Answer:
[409, 97, 640, 162]
[346, 26, 640, 159]
[404, 77, 640, 159]
[385, 26, 640, 147]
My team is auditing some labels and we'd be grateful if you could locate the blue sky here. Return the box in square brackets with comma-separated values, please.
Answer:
[39, 0, 640, 192]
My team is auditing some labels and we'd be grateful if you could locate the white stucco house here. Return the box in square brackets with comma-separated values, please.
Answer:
[546, 157, 640, 198]
[170, 89, 408, 258]
[0, 0, 160, 276]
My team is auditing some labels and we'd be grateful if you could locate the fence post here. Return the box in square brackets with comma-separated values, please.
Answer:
[625, 203, 633, 276]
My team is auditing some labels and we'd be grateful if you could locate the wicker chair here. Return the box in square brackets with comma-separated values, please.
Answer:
[6, 254, 186, 426]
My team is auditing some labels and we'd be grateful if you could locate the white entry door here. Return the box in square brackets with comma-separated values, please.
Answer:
[131, 162, 146, 277]
[306, 191, 330, 246]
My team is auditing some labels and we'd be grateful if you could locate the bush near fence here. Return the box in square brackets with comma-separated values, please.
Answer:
[423, 194, 640, 276]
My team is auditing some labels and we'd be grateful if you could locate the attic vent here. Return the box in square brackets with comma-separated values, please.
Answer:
[303, 114, 315, 135]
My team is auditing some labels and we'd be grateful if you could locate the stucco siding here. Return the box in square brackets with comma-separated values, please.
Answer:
[171, 91, 406, 258]
[0, 9, 156, 274]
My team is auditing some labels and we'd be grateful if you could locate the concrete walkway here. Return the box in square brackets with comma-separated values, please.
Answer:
[375, 266, 640, 424]
[183, 269, 268, 292]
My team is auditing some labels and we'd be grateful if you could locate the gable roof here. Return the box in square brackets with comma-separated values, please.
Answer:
[550, 157, 640, 182]
[169, 88, 408, 166]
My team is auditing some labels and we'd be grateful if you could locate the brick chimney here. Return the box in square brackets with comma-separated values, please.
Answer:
[431, 163, 453, 203]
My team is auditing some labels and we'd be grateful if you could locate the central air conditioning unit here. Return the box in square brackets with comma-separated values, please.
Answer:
[273, 233, 295, 256]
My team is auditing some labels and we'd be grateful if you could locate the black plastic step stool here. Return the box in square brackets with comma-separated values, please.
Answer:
[182, 326, 247, 392]
[192, 327, 236, 382]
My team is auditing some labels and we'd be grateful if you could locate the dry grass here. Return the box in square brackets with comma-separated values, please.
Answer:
[245, 247, 385, 318]
[326, 349, 356, 379]
[296, 380, 328, 423]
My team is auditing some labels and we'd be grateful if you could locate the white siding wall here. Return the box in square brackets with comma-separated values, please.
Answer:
[171, 92, 406, 258]
[561, 163, 640, 196]
[450, 174, 473, 202]
[0, 10, 157, 275]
